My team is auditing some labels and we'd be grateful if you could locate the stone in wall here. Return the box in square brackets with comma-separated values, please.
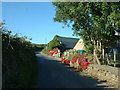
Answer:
[82, 64, 119, 88]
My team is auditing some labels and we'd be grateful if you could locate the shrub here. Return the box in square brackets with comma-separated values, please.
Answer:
[2, 29, 37, 88]
[61, 49, 92, 70]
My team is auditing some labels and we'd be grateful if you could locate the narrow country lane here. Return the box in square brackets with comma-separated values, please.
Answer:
[34, 52, 107, 88]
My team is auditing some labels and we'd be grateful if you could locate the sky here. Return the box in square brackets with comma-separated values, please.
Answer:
[2, 2, 80, 44]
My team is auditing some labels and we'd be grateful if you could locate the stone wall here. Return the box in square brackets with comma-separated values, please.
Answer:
[82, 64, 120, 88]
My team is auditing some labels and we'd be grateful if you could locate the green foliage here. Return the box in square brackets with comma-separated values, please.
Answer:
[109, 62, 120, 67]
[2, 28, 37, 88]
[32, 44, 47, 51]
[41, 35, 61, 54]
[84, 45, 94, 54]
[52, 2, 120, 64]
[48, 35, 61, 50]
[63, 49, 80, 61]
[41, 49, 49, 55]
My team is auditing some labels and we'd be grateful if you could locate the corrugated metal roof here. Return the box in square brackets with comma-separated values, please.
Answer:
[57, 36, 79, 49]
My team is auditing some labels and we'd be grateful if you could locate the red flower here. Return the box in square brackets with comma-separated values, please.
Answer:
[65, 60, 70, 64]
[61, 59, 65, 63]
[48, 50, 50, 52]
[82, 65, 87, 69]
[71, 56, 79, 63]
[54, 52, 58, 54]
[77, 68, 82, 71]
[80, 62, 91, 69]
[49, 52, 54, 56]
[82, 58, 87, 62]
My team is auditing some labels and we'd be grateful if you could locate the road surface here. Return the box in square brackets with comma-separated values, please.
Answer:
[35, 52, 108, 88]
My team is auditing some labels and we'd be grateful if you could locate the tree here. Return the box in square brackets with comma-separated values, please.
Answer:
[48, 35, 61, 50]
[52, 1, 120, 65]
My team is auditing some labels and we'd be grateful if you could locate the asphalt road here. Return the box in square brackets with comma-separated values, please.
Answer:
[34, 52, 108, 88]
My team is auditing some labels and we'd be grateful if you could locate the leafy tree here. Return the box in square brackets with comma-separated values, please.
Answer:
[52, 1, 120, 64]
[48, 35, 61, 50]
[32, 44, 47, 51]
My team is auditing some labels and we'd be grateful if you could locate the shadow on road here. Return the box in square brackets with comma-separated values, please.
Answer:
[35, 52, 110, 89]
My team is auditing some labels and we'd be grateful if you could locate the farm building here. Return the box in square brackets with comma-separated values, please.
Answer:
[73, 38, 85, 50]
[57, 36, 79, 51]
[47, 35, 79, 52]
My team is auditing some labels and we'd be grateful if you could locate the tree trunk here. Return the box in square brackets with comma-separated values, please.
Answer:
[94, 53, 101, 65]
[105, 53, 110, 65]
[102, 48, 104, 59]
[93, 40, 101, 65]
[94, 49, 101, 65]
[99, 41, 102, 59]
[102, 48, 105, 64]
[113, 48, 116, 67]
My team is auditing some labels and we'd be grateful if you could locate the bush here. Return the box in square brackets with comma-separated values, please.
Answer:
[47, 35, 61, 50]
[41, 49, 49, 55]
[63, 49, 80, 61]
[2, 29, 37, 88]
[61, 49, 92, 70]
